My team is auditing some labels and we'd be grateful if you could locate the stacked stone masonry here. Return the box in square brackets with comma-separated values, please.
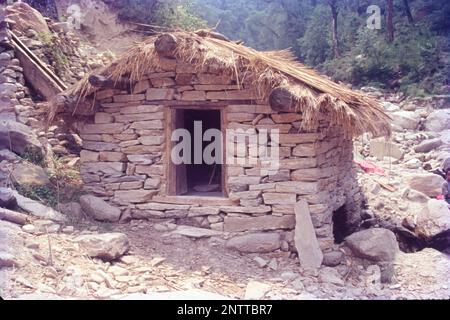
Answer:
[77, 59, 363, 253]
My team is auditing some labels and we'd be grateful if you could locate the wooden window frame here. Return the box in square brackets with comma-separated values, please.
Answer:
[165, 105, 228, 198]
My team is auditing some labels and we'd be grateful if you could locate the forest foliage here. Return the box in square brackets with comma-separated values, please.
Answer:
[108, 0, 450, 95]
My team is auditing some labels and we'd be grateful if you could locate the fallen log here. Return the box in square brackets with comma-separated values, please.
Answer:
[0, 207, 29, 225]
[269, 87, 296, 112]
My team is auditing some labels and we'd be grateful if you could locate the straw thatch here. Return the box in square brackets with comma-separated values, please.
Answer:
[54, 30, 391, 137]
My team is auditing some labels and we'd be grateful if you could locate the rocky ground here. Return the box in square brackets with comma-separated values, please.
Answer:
[1, 216, 449, 300]
[355, 89, 450, 254]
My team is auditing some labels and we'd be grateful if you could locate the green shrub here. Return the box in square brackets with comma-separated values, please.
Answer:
[109, 0, 206, 30]
[37, 32, 70, 77]
[16, 185, 59, 208]
[22, 145, 45, 167]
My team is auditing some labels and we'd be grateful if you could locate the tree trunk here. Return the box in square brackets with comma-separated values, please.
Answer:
[328, 0, 341, 58]
[403, 0, 414, 24]
[386, 0, 395, 42]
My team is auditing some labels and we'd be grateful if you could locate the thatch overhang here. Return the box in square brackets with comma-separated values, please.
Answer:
[50, 30, 391, 138]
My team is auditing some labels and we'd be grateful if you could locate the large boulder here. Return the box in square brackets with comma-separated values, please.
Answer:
[0, 120, 43, 158]
[79, 195, 121, 222]
[416, 199, 450, 239]
[404, 173, 445, 198]
[344, 228, 399, 262]
[425, 109, 450, 132]
[226, 233, 281, 253]
[11, 163, 50, 187]
[391, 111, 421, 131]
[13, 191, 66, 222]
[414, 138, 442, 153]
[4, 2, 51, 34]
[75, 233, 130, 261]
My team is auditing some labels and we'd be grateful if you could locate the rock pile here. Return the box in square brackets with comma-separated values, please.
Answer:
[4, 2, 112, 86]
[0, 4, 94, 191]
[355, 88, 450, 252]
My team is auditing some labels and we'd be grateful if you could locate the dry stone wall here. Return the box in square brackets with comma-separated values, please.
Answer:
[78, 58, 363, 253]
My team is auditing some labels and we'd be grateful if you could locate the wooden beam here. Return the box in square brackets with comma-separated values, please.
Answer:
[143, 100, 257, 107]
[0, 208, 29, 226]
[10, 31, 66, 100]
[269, 87, 296, 112]
[88, 74, 131, 91]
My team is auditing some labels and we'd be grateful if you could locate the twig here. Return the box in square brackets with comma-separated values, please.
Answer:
[45, 227, 54, 267]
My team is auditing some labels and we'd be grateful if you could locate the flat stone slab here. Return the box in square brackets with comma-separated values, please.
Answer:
[171, 226, 223, 238]
[294, 199, 323, 269]
[226, 233, 281, 253]
[13, 192, 66, 222]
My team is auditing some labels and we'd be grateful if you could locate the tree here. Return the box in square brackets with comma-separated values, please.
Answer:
[299, 5, 331, 65]
[328, 0, 341, 58]
[403, 0, 414, 24]
[386, 0, 394, 42]
[24, 0, 58, 20]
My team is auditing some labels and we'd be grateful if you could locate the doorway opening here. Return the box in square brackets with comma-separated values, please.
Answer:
[332, 205, 353, 244]
[170, 108, 223, 197]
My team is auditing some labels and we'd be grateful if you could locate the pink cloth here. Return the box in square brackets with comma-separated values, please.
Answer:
[354, 160, 386, 176]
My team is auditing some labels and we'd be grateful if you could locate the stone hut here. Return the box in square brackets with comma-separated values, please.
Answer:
[51, 31, 390, 259]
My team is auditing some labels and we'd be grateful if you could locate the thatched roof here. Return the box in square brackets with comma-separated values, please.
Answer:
[56, 30, 391, 137]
